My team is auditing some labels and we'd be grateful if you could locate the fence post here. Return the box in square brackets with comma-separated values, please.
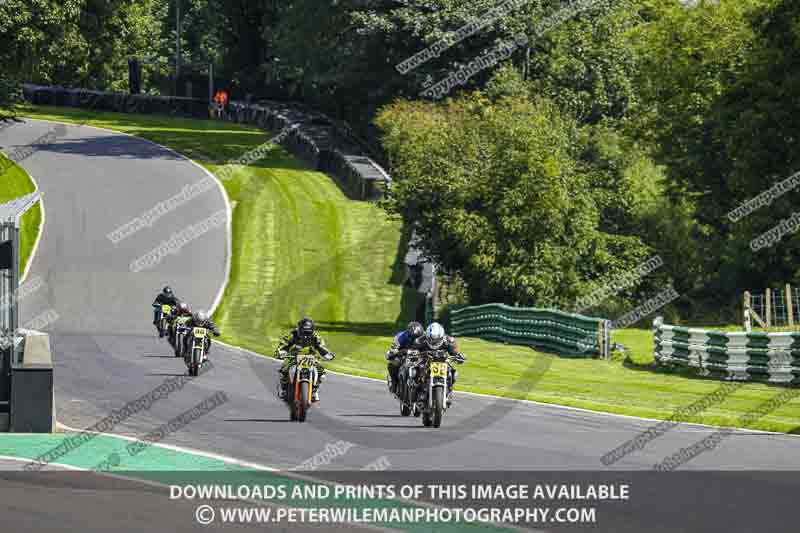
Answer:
[765, 288, 772, 329]
[596, 321, 604, 359]
[744, 308, 752, 333]
[787, 284, 794, 327]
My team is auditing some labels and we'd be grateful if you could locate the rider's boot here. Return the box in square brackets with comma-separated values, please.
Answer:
[387, 363, 397, 393]
[312, 386, 320, 403]
[278, 366, 290, 399]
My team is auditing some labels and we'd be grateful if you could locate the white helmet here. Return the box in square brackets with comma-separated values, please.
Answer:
[426, 322, 446, 349]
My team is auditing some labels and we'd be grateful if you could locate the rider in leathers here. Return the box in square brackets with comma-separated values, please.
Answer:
[411, 322, 466, 406]
[276, 317, 334, 402]
[386, 321, 424, 394]
[182, 310, 220, 360]
[152, 286, 180, 327]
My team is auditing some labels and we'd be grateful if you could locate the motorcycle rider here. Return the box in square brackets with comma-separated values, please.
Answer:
[412, 322, 466, 406]
[182, 310, 220, 360]
[152, 286, 180, 328]
[169, 302, 193, 351]
[386, 321, 425, 394]
[276, 317, 334, 403]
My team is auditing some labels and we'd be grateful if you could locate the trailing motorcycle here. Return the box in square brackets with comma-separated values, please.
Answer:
[173, 317, 191, 358]
[185, 326, 209, 376]
[395, 349, 422, 417]
[417, 350, 464, 428]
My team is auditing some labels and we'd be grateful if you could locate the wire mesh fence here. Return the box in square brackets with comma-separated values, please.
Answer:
[744, 285, 800, 331]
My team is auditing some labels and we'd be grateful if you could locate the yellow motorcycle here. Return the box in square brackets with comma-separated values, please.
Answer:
[157, 304, 173, 338]
[418, 350, 464, 428]
[186, 326, 208, 376]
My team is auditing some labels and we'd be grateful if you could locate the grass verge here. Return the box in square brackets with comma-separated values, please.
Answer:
[18, 105, 800, 433]
[0, 151, 42, 276]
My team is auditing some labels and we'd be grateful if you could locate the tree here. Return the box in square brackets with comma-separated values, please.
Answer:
[377, 92, 655, 309]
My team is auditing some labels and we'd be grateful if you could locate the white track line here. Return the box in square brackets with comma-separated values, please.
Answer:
[20, 117, 233, 316]
[22, 119, 793, 438]
[54, 420, 277, 471]
[0, 453, 397, 532]
[215, 340, 794, 437]
[19, 170, 44, 283]
[0, 454, 85, 471]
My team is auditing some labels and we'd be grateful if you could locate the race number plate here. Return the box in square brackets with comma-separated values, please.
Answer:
[430, 361, 448, 378]
[193, 327, 207, 339]
[298, 355, 316, 369]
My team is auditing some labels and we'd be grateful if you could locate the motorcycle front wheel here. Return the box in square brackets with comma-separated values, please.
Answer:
[432, 387, 444, 428]
[297, 381, 310, 422]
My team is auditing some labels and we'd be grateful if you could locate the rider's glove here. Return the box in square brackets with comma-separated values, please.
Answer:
[213, 331, 220, 337]
[386, 350, 396, 361]
[454, 353, 466, 364]
[322, 352, 335, 361]
[276, 350, 288, 359]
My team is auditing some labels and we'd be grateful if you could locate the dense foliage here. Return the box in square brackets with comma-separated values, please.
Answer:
[2, 0, 798, 320]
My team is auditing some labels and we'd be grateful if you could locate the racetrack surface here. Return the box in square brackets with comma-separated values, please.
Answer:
[2, 118, 800, 474]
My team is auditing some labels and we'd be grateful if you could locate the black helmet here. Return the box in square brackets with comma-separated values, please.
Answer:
[297, 317, 314, 338]
[162, 286, 173, 296]
[407, 321, 424, 339]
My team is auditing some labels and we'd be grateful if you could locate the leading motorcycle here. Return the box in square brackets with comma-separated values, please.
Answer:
[417, 350, 464, 428]
[185, 326, 209, 376]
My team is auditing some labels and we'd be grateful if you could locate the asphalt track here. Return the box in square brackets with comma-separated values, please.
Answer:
[2, 118, 800, 531]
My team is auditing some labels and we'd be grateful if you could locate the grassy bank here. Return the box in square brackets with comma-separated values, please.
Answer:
[19, 105, 800, 433]
[0, 152, 42, 276]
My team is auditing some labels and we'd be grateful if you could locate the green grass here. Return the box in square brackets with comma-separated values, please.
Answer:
[0, 152, 42, 276]
[19, 105, 800, 434]
[20, 104, 418, 360]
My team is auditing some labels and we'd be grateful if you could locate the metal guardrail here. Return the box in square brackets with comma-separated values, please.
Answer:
[653, 316, 800, 384]
[449, 303, 610, 358]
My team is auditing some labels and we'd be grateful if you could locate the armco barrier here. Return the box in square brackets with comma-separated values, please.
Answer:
[449, 303, 610, 358]
[653, 316, 800, 384]
[22, 85, 391, 200]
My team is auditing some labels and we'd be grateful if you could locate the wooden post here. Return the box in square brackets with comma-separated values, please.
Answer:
[765, 288, 772, 329]
[745, 291, 767, 328]
[597, 321, 604, 359]
[787, 284, 794, 327]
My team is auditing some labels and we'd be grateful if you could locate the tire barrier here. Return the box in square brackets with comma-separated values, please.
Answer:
[653, 316, 800, 384]
[449, 303, 611, 358]
[21, 85, 391, 201]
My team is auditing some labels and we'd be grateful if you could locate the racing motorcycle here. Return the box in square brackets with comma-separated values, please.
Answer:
[185, 326, 209, 376]
[417, 350, 464, 428]
[278, 347, 331, 423]
[157, 304, 173, 338]
[395, 349, 422, 417]
[173, 318, 191, 358]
